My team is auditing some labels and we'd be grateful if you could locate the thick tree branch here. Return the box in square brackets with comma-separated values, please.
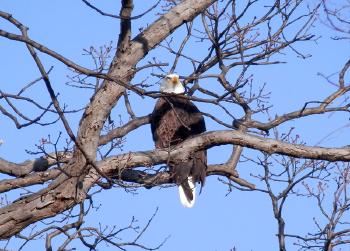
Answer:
[116, 163, 253, 189]
[98, 130, 350, 172]
[0, 152, 69, 177]
[0, 170, 60, 193]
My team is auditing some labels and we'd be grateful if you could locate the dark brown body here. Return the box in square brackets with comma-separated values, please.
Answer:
[151, 96, 207, 201]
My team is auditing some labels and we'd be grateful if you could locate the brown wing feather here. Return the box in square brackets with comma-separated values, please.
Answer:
[151, 96, 207, 197]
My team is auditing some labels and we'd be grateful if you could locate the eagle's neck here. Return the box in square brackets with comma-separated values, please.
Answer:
[160, 81, 185, 94]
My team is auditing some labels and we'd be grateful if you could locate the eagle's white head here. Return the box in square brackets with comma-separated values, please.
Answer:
[160, 73, 185, 94]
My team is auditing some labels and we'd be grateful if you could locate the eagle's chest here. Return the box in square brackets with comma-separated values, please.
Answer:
[156, 109, 190, 148]
[151, 97, 205, 149]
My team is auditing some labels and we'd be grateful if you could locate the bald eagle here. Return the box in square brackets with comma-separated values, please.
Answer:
[151, 74, 207, 208]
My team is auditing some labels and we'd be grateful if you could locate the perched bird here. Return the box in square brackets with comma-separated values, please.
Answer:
[151, 74, 207, 207]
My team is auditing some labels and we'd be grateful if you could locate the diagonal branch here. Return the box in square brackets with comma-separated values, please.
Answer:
[99, 115, 151, 145]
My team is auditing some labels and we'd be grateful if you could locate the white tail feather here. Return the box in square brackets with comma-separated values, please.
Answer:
[178, 176, 196, 208]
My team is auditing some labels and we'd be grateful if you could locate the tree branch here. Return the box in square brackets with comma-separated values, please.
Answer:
[99, 115, 151, 145]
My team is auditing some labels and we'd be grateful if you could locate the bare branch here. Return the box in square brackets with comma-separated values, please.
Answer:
[81, 0, 161, 20]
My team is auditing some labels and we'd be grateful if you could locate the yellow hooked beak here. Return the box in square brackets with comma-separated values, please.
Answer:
[171, 75, 179, 84]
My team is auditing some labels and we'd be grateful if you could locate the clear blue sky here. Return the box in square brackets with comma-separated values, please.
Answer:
[0, 1, 349, 250]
